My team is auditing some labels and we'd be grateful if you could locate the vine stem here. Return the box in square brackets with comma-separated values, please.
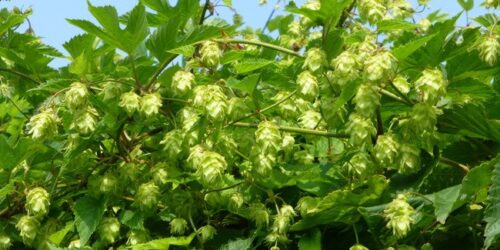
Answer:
[213, 38, 304, 58]
[225, 90, 297, 127]
[439, 157, 470, 173]
[231, 122, 349, 138]
[0, 68, 42, 85]
[6, 96, 29, 119]
[377, 87, 412, 105]
[202, 181, 243, 195]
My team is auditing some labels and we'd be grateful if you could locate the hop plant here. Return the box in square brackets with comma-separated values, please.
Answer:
[356, 36, 378, 61]
[478, 34, 499, 66]
[172, 70, 195, 96]
[179, 107, 200, 131]
[119, 91, 141, 114]
[140, 92, 162, 116]
[364, 50, 396, 82]
[281, 134, 295, 152]
[160, 129, 184, 161]
[384, 194, 415, 238]
[0, 234, 11, 250]
[134, 182, 160, 210]
[393, 75, 411, 94]
[303, 0, 320, 10]
[418, 18, 432, 32]
[72, 107, 98, 134]
[373, 134, 400, 167]
[303, 48, 327, 72]
[353, 84, 381, 117]
[346, 114, 377, 148]
[298, 110, 324, 130]
[271, 214, 291, 234]
[16, 216, 40, 244]
[293, 150, 315, 164]
[388, 0, 413, 18]
[25, 187, 50, 217]
[347, 152, 374, 178]
[88, 173, 119, 195]
[192, 85, 228, 121]
[200, 41, 221, 67]
[229, 192, 245, 210]
[195, 150, 228, 185]
[411, 103, 438, 135]
[398, 143, 421, 174]
[252, 151, 277, 175]
[250, 203, 270, 227]
[98, 217, 121, 244]
[0, 83, 13, 98]
[199, 225, 217, 242]
[64, 82, 88, 111]
[415, 69, 448, 104]
[358, 0, 386, 24]
[484, 0, 500, 8]
[255, 121, 282, 154]
[27, 108, 59, 140]
[296, 71, 319, 100]
[170, 218, 188, 235]
[350, 244, 369, 250]
[272, 91, 298, 118]
[227, 97, 250, 121]
[127, 230, 149, 245]
[331, 50, 361, 79]
[101, 81, 123, 100]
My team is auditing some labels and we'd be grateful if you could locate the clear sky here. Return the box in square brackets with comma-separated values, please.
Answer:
[0, 0, 493, 67]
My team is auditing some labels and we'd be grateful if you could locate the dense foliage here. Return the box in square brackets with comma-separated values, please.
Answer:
[0, 0, 499, 249]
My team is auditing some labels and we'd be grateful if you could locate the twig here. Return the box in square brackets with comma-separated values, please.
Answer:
[213, 38, 304, 58]
[262, 0, 281, 32]
[202, 181, 243, 195]
[439, 157, 470, 173]
[231, 122, 349, 138]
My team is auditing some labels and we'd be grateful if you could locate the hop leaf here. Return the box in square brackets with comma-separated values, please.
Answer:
[384, 194, 415, 238]
[27, 108, 59, 140]
[64, 82, 88, 111]
[172, 70, 195, 96]
[16, 216, 40, 244]
[140, 92, 162, 116]
[170, 218, 188, 235]
[98, 217, 121, 244]
[25, 187, 50, 217]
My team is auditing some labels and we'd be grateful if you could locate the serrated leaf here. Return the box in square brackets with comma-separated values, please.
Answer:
[227, 74, 260, 94]
[457, 0, 474, 11]
[377, 20, 417, 31]
[233, 59, 274, 74]
[0, 136, 16, 170]
[74, 196, 106, 246]
[484, 159, 500, 248]
[298, 229, 322, 250]
[0, 13, 27, 36]
[393, 33, 437, 61]
[49, 222, 74, 246]
[130, 233, 195, 250]
[431, 184, 462, 224]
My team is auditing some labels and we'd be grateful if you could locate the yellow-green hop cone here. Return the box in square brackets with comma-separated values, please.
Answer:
[27, 108, 59, 140]
[364, 50, 396, 82]
[229, 193, 245, 210]
[411, 103, 437, 134]
[127, 230, 149, 245]
[415, 69, 447, 104]
[353, 84, 381, 118]
[296, 71, 319, 100]
[293, 150, 314, 164]
[303, 48, 327, 72]
[160, 129, 184, 161]
[140, 92, 162, 116]
[331, 50, 361, 79]
[192, 85, 228, 121]
[25, 187, 50, 217]
[135, 182, 160, 211]
[200, 41, 221, 68]
[350, 244, 369, 250]
[0, 233, 12, 250]
[347, 152, 374, 178]
[373, 134, 399, 168]
[227, 97, 250, 121]
[170, 218, 188, 235]
[250, 203, 270, 228]
[172, 70, 195, 96]
[119, 91, 141, 115]
[398, 143, 420, 174]
[16, 215, 40, 244]
[98, 217, 120, 244]
[478, 34, 499, 66]
[298, 110, 324, 130]
[72, 107, 98, 134]
[255, 121, 282, 154]
[64, 82, 88, 111]
[199, 225, 217, 242]
[484, 0, 500, 8]
[196, 151, 227, 185]
[346, 113, 377, 148]
[358, 0, 386, 24]
[384, 194, 415, 238]
[0, 83, 13, 98]
[251, 151, 276, 175]
[393, 75, 411, 94]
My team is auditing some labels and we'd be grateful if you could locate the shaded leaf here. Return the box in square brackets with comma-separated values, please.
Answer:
[74, 196, 106, 245]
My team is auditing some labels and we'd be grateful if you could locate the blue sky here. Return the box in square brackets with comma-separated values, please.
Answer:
[0, 0, 492, 67]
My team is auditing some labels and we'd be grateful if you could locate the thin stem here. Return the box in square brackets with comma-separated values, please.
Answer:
[147, 54, 178, 91]
[262, 0, 281, 32]
[202, 181, 243, 195]
[6, 96, 29, 119]
[232, 122, 349, 138]
[225, 90, 297, 127]
[0, 68, 42, 85]
[129, 55, 142, 91]
[378, 87, 411, 105]
[439, 157, 470, 173]
[213, 38, 304, 58]
[389, 81, 415, 105]
[353, 224, 360, 244]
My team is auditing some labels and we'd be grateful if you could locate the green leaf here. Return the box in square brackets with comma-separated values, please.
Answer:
[227, 74, 260, 94]
[430, 184, 462, 224]
[457, 0, 474, 11]
[484, 159, 500, 248]
[74, 196, 106, 246]
[219, 238, 253, 250]
[377, 20, 417, 31]
[49, 222, 74, 246]
[222, 0, 232, 7]
[130, 233, 195, 250]
[0, 136, 16, 170]
[461, 160, 493, 199]
[0, 13, 27, 36]
[439, 104, 500, 141]
[392, 33, 437, 61]
[298, 229, 322, 250]
[234, 59, 274, 74]
[330, 79, 362, 115]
